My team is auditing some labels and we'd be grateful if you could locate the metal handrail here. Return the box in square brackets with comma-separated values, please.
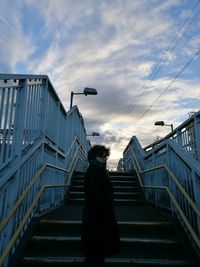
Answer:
[0, 164, 68, 235]
[143, 185, 200, 249]
[0, 184, 67, 266]
[0, 146, 86, 266]
[0, 145, 85, 233]
[125, 146, 200, 250]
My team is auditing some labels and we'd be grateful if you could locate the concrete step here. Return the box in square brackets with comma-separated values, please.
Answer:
[69, 191, 142, 200]
[71, 180, 84, 186]
[113, 185, 141, 192]
[74, 171, 134, 177]
[72, 180, 139, 188]
[68, 198, 144, 204]
[21, 256, 193, 267]
[72, 175, 137, 182]
[25, 235, 184, 260]
[111, 177, 137, 181]
[35, 220, 175, 239]
[111, 180, 139, 186]
[35, 220, 82, 237]
[70, 185, 84, 192]
[70, 185, 140, 193]
[109, 171, 134, 176]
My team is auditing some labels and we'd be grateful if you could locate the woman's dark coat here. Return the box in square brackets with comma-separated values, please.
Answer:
[81, 160, 120, 257]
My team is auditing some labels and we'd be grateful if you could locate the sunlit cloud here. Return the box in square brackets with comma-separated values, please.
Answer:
[1, 0, 200, 168]
[0, 1, 35, 72]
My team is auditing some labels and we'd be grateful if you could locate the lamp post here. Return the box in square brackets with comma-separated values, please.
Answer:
[86, 132, 100, 137]
[154, 121, 174, 132]
[70, 87, 98, 109]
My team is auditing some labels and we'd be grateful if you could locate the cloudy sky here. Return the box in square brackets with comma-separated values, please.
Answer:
[1, 0, 200, 169]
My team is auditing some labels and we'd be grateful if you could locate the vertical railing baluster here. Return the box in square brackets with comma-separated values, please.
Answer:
[33, 84, 37, 139]
[0, 89, 7, 165]
[23, 85, 28, 146]
[29, 84, 34, 145]
[194, 115, 200, 161]
[12, 79, 27, 157]
[5, 88, 14, 162]
[35, 84, 40, 136]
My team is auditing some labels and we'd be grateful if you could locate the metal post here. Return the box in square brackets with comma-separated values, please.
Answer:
[194, 114, 200, 161]
[70, 92, 74, 109]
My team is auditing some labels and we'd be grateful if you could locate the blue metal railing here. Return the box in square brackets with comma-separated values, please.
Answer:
[144, 111, 200, 162]
[0, 74, 89, 266]
[122, 135, 200, 250]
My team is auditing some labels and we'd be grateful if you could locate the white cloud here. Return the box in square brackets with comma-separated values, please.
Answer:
[0, 1, 36, 72]
[164, 51, 177, 62]
[137, 62, 155, 76]
[1, 0, 199, 169]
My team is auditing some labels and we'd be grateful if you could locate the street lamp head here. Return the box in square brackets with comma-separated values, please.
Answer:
[70, 87, 98, 109]
[91, 132, 100, 137]
[154, 120, 174, 132]
[154, 121, 165, 126]
[87, 132, 100, 137]
[84, 87, 98, 96]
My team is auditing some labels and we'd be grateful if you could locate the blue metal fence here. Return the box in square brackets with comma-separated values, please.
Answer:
[0, 74, 89, 266]
[122, 126, 200, 251]
[144, 111, 200, 162]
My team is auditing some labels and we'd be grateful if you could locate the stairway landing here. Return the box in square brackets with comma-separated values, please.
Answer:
[42, 202, 171, 223]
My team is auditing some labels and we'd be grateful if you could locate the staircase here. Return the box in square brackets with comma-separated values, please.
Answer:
[69, 171, 144, 204]
[17, 171, 197, 267]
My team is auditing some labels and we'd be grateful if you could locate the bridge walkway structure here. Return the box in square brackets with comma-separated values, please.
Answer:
[0, 74, 200, 266]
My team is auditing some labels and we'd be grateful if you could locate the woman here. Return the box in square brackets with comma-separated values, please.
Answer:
[81, 145, 120, 267]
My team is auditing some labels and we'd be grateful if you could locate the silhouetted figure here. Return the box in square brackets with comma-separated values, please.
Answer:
[81, 145, 120, 267]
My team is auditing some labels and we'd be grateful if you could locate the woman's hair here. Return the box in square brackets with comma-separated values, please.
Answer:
[88, 145, 110, 161]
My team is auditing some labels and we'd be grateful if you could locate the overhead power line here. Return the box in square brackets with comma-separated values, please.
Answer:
[134, 48, 200, 126]
[150, 78, 200, 136]
[155, 78, 200, 120]
[117, 0, 200, 127]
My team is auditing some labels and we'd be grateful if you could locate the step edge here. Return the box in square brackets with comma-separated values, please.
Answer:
[68, 198, 143, 202]
[22, 256, 192, 265]
[39, 220, 172, 226]
[69, 192, 141, 195]
[31, 236, 179, 244]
